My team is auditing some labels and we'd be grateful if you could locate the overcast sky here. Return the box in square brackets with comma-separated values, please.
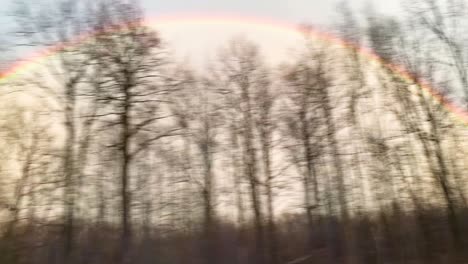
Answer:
[0, 0, 404, 66]
[140, 0, 403, 65]
[0, 0, 404, 36]
[140, 0, 402, 25]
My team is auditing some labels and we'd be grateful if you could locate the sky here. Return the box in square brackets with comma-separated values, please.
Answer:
[141, 0, 402, 25]
[0, 0, 404, 67]
[146, 0, 402, 65]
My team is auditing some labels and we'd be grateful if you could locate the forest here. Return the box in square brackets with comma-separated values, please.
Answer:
[0, 0, 467, 263]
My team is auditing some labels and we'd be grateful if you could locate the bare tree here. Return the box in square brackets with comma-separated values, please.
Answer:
[12, 1, 100, 259]
[87, 1, 179, 260]
[216, 38, 268, 264]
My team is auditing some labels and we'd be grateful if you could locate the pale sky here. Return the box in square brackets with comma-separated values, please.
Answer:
[0, 0, 404, 66]
[141, 0, 402, 25]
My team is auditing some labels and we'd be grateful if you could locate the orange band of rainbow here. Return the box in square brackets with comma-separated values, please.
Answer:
[1, 13, 467, 125]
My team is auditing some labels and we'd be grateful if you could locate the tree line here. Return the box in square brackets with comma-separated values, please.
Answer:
[0, 0, 467, 263]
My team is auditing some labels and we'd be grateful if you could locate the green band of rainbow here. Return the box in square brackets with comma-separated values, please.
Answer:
[1, 13, 467, 125]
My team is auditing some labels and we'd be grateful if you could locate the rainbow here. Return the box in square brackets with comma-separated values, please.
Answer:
[1, 13, 467, 125]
